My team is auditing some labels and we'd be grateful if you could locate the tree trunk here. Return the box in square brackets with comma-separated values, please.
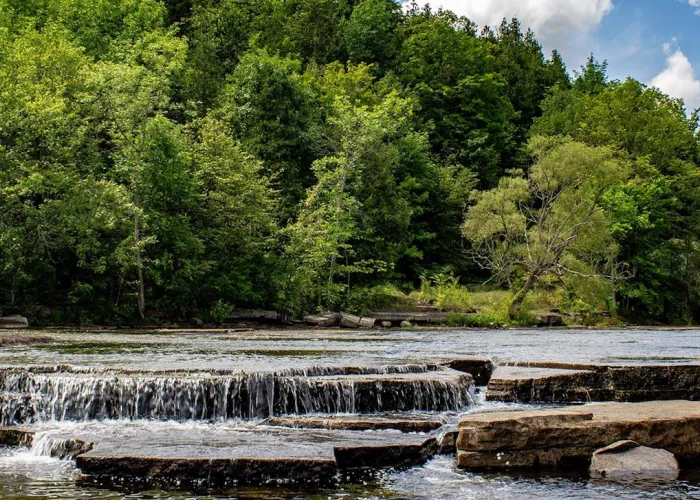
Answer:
[134, 215, 145, 320]
[509, 273, 538, 318]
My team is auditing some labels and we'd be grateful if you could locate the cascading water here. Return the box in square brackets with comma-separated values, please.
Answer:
[0, 364, 475, 425]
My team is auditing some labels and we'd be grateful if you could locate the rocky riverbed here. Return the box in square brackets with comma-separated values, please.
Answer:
[1, 327, 700, 498]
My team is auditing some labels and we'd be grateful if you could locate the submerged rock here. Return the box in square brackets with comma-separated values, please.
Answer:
[262, 414, 446, 433]
[589, 440, 679, 480]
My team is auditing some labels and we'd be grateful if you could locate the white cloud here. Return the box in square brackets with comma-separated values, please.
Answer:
[650, 44, 700, 112]
[410, 1, 614, 69]
[441, 0, 613, 34]
[687, 0, 700, 15]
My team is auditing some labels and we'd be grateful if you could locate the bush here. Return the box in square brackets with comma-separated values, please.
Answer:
[344, 284, 415, 315]
[411, 273, 470, 309]
[207, 300, 234, 325]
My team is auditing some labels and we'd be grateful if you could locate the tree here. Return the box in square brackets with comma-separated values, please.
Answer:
[343, 0, 401, 69]
[218, 47, 320, 222]
[534, 78, 700, 323]
[190, 117, 277, 309]
[463, 137, 629, 317]
[397, 7, 516, 186]
[285, 90, 417, 311]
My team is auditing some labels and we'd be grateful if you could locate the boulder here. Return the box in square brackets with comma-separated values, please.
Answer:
[443, 358, 495, 385]
[381, 321, 393, 328]
[304, 312, 340, 327]
[400, 320, 412, 328]
[0, 315, 28, 329]
[589, 440, 679, 480]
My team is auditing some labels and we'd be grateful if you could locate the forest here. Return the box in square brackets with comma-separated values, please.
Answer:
[0, 0, 698, 326]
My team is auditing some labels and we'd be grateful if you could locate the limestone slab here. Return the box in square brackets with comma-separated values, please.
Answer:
[457, 401, 700, 471]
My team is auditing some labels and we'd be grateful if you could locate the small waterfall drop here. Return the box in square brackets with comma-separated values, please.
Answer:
[1, 364, 475, 424]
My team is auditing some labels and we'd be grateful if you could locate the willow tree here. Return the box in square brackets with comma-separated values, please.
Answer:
[463, 136, 629, 317]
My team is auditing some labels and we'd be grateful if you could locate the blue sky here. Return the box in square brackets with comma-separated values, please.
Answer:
[414, 0, 700, 111]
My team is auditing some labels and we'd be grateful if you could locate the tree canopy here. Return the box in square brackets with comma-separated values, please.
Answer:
[0, 0, 698, 325]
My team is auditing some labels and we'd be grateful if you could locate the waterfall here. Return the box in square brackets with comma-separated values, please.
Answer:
[0, 365, 474, 425]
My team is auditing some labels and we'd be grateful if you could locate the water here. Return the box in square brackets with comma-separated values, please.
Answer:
[1, 328, 700, 499]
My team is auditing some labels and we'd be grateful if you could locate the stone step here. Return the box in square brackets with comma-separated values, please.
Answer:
[1, 366, 474, 423]
[486, 363, 700, 403]
[72, 424, 439, 488]
[456, 400, 700, 471]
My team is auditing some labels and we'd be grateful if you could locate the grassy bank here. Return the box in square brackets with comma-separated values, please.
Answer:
[348, 275, 620, 328]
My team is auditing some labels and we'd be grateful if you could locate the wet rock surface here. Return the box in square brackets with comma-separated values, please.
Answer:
[457, 401, 700, 471]
[589, 440, 679, 480]
[487, 363, 700, 403]
[0, 365, 474, 424]
[262, 413, 446, 433]
[441, 357, 495, 385]
[0, 427, 34, 447]
[2, 329, 700, 495]
[73, 425, 439, 487]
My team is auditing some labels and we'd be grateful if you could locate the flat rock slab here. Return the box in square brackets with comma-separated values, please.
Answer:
[72, 424, 438, 487]
[457, 400, 700, 471]
[486, 363, 700, 403]
[262, 414, 446, 433]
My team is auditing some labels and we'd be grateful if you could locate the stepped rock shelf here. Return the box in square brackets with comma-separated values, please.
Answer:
[457, 401, 700, 471]
[2, 328, 700, 493]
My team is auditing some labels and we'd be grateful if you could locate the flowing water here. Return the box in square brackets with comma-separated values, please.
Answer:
[1, 327, 700, 499]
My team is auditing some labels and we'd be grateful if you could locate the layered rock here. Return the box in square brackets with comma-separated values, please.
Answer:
[457, 401, 700, 471]
[441, 358, 495, 385]
[0, 365, 474, 423]
[75, 427, 439, 488]
[487, 363, 700, 403]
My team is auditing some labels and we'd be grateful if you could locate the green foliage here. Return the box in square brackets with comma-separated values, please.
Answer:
[0, 0, 697, 325]
[207, 300, 234, 326]
[412, 273, 470, 310]
[464, 137, 629, 317]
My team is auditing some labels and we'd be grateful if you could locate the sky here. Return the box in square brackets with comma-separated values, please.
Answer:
[410, 0, 700, 112]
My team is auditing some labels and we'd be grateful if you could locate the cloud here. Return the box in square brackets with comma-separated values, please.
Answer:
[409, 1, 614, 69]
[687, 0, 700, 15]
[650, 44, 700, 112]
